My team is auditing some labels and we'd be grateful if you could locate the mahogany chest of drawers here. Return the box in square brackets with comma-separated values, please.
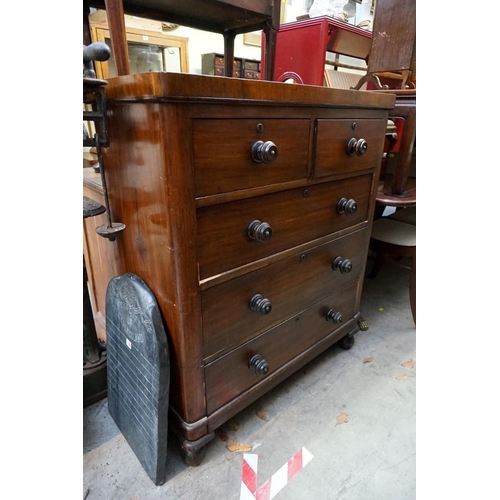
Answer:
[101, 72, 395, 463]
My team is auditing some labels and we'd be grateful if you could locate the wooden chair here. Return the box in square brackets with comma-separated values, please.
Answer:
[83, 0, 280, 80]
[351, 0, 416, 90]
[369, 208, 416, 325]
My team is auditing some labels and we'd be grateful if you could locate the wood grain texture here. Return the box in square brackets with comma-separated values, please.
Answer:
[196, 174, 374, 280]
[101, 101, 207, 429]
[201, 228, 369, 361]
[83, 172, 123, 342]
[368, 0, 416, 73]
[315, 118, 387, 177]
[89, 72, 393, 447]
[103, 72, 395, 110]
[205, 281, 358, 413]
[193, 118, 310, 196]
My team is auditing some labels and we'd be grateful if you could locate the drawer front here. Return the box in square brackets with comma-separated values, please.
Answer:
[202, 228, 368, 360]
[205, 281, 358, 413]
[245, 61, 259, 71]
[193, 119, 310, 197]
[245, 70, 261, 79]
[197, 174, 373, 280]
[315, 119, 386, 178]
[214, 67, 241, 77]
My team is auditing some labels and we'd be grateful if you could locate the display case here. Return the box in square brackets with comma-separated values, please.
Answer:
[90, 16, 189, 79]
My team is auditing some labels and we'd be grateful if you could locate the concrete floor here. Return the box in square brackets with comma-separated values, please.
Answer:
[83, 257, 416, 500]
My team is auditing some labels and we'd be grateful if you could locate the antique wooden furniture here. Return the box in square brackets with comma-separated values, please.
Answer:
[375, 89, 416, 217]
[202, 52, 261, 80]
[260, 15, 372, 85]
[84, 0, 280, 80]
[352, 0, 416, 90]
[83, 169, 123, 340]
[98, 72, 395, 463]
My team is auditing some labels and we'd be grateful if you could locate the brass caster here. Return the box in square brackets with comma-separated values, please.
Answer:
[357, 316, 369, 331]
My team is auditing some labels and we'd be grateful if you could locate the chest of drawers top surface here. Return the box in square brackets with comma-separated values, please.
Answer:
[104, 72, 395, 109]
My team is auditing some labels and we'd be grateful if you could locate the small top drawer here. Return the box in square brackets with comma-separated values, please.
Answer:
[315, 119, 386, 178]
[193, 119, 310, 197]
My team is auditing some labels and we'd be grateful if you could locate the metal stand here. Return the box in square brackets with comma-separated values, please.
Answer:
[83, 42, 124, 406]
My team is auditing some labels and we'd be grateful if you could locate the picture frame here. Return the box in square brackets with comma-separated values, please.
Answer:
[243, 32, 262, 47]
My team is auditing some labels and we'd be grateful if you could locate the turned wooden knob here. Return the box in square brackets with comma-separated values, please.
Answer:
[332, 256, 353, 274]
[249, 294, 272, 315]
[337, 198, 357, 215]
[251, 140, 278, 163]
[249, 354, 269, 376]
[248, 220, 273, 242]
[347, 138, 368, 156]
[326, 309, 343, 324]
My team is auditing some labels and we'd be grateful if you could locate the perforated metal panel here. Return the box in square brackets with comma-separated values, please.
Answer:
[106, 273, 170, 485]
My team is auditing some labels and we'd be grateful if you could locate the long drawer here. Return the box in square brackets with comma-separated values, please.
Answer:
[315, 118, 386, 178]
[205, 281, 358, 414]
[197, 174, 374, 280]
[202, 227, 368, 361]
[193, 119, 310, 197]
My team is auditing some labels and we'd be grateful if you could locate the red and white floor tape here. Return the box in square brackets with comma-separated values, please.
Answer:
[240, 447, 314, 500]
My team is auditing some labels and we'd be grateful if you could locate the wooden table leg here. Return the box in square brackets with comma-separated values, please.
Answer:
[83, 1, 92, 46]
[262, 25, 277, 81]
[223, 33, 235, 77]
[391, 106, 416, 196]
[104, 0, 130, 75]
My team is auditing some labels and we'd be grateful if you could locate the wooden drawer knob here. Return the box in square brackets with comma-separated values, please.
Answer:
[248, 220, 273, 242]
[251, 140, 278, 163]
[249, 354, 270, 376]
[332, 256, 353, 274]
[347, 138, 368, 156]
[249, 294, 272, 315]
[337, 198, 357, 215]
[326, 309, 343, 324]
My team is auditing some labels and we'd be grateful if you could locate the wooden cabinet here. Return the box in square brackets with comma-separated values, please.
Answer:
[201, 53, 261, 79]
[261, 16, 372, 85]
[83, 170, 123, 341]
[98, 72, 395, 461]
